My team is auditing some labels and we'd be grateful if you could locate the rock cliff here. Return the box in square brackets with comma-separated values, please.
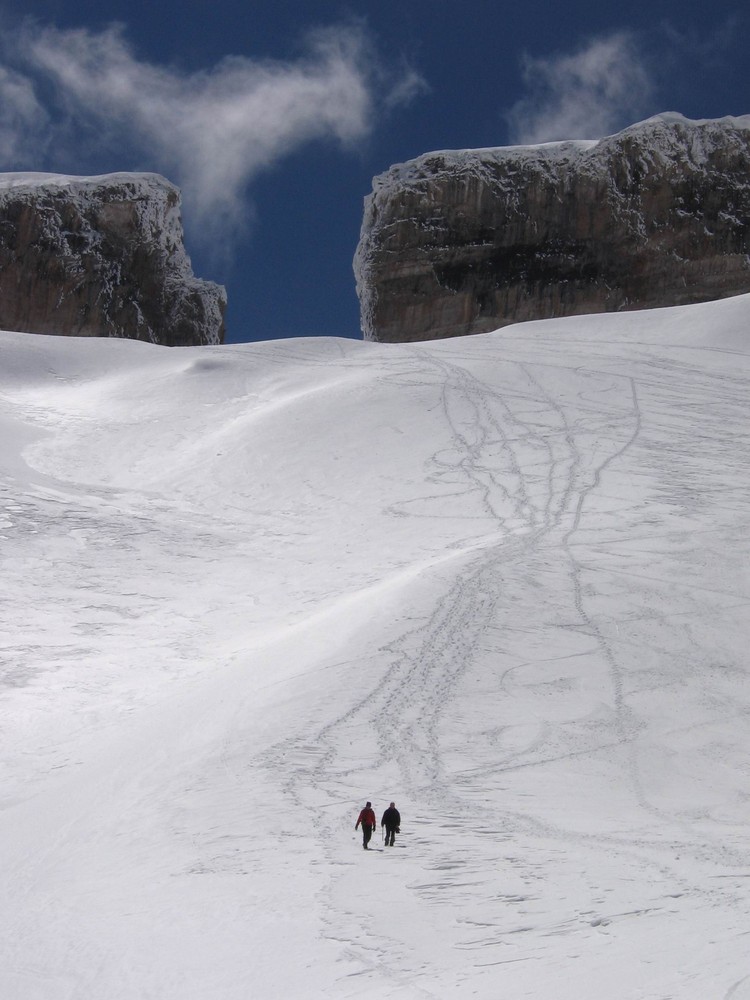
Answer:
[0, 172, 226, 346]
[355, 113, 750, 342]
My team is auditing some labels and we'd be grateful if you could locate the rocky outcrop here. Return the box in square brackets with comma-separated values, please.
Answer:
[0, 172, 226, 346]
[355, 113, 750, 342]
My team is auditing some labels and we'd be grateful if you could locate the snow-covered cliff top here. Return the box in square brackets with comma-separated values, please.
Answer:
[0, 172, 185, 247]
[372, 112, 750, 192]
[0, 170, 177, 193]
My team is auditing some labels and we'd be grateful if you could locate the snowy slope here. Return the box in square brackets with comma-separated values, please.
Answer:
[1, 296, 750, 999]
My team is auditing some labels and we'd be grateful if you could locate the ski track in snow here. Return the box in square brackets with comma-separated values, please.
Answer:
[1, 299, 750, 998]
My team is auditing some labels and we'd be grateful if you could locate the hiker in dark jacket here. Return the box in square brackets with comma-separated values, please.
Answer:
[381, 802, 401, 846]
[355, 801, 377, 849]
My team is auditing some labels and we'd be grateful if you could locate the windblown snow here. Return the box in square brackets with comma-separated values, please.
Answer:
[1, 296, 750, 999]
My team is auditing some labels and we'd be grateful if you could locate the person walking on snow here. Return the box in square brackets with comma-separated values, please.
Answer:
[355, 801, 377, 849]
[381, 802, 401, 846]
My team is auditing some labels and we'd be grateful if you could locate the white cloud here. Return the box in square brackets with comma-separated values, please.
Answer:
[1, 20, 422, 244]
[383, 65, 430, 110]
[505, 33, 655, 145]
[0, 65, 49, 163]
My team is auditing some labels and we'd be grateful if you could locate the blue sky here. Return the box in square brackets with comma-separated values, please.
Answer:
[2, 1, 748, 342]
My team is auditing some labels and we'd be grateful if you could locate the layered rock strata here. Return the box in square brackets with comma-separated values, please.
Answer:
[355, 114, 750, 342]
[0, 172, 226, 346]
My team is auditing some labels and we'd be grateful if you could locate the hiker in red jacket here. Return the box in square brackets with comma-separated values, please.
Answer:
[355, 801, 377, 849]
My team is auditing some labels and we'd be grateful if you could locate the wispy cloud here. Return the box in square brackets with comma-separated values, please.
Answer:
[0, 20, 423, 244]
[505, 32, 655, 145]
[0, 65, 50, 162]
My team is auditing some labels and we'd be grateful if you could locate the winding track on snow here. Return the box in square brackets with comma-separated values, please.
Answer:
[261, 329, 750, 995]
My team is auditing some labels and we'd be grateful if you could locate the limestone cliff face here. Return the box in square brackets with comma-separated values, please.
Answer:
[355, 114, 750, 342]
[0, 172, 226, 346]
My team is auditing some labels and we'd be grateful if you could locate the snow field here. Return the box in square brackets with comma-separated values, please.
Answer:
[1, 295, 750, 998]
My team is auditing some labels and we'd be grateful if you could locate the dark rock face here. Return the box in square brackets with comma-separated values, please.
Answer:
[355, 114, 750, 342]
[0, 172, 226, 346]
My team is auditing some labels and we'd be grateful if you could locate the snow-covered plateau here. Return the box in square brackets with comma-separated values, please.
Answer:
[1, 295, 749, 999]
